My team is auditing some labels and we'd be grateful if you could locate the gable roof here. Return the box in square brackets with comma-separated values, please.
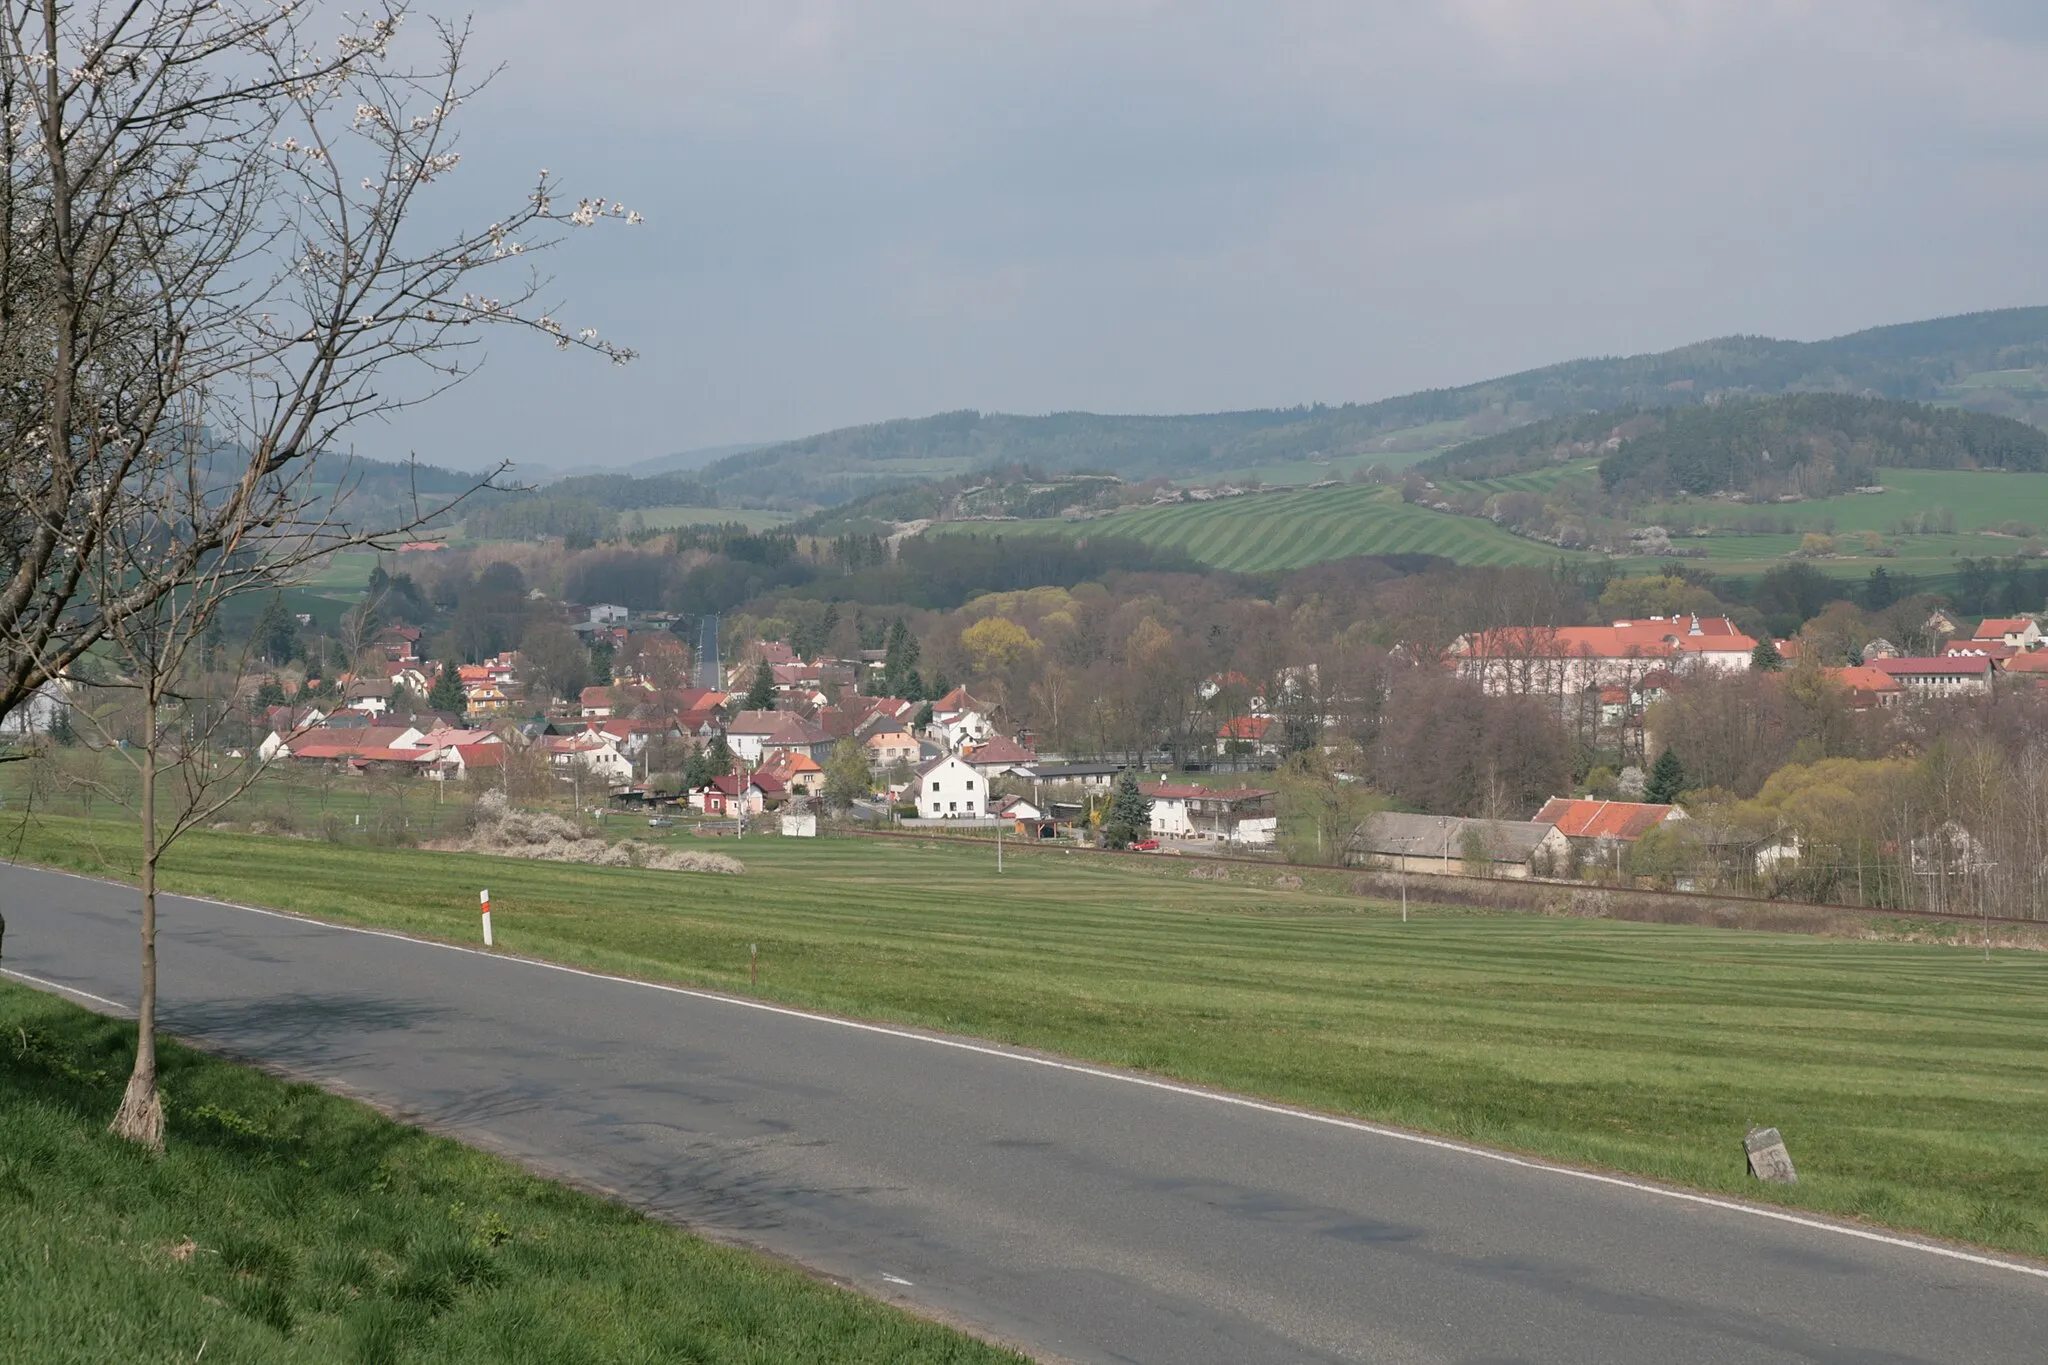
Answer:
[1456, 616, 1758, 662]
[1140, 782, 1277, 803]
[1351, 812, 1560, 862]
[930, 685, 989, 716]
[1827, 664, 1905, 694]
[913, 752, 974, 780]
[1532, 798, 1676, 841]
[1217, 716, 1272, 740]
[1865, 655, 1995, 678]
[1973, 617, 2036, 639]
[964, 736, 1037, 766]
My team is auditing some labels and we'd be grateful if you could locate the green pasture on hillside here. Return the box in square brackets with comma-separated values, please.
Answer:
[934, 485, 1583, 571]
[0, 981, 1017, 1364]
[12, 813, 2048, 1264]
[1644, 469, 2048, 539]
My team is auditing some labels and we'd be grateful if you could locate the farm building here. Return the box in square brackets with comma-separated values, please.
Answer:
[1347, 812, 1570, 880]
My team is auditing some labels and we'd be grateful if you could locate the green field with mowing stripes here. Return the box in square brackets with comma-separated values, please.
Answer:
[936, 485, 1585, 571]
[11, 814, 2048, 1264]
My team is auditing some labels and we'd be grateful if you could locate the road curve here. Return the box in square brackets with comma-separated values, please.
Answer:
[3, 862, 2042, 1364]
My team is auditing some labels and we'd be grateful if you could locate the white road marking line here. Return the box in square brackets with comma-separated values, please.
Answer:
[882, 1273, 914, 1286]
[1, 965, 129, 1013]
[12, 861, 2048, 1285]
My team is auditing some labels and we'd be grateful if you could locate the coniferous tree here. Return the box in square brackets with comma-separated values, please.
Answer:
[1101, 771, 1155, 849]
[1750, 638, 1784, 671]
[1644, 748, 1688, 805]
[428, 662, 467, 714]
[744, 660, 775, 710]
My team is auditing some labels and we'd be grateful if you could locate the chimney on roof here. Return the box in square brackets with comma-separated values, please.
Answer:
[1689, 615, 1702, 636]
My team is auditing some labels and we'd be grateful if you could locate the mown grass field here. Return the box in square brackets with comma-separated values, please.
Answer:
[0, 980, 1019, 1364]
[12, 812, 2048, 1264]
[984, 463, 2048, 579]
[937, 484, 1583, 571]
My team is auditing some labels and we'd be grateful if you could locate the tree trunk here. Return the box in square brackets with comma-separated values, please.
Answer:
[110, 694, 165, 1153]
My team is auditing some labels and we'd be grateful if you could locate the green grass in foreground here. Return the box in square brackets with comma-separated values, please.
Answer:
[0, 979, 1019, 1365]
[12, 814, 2048, 1264]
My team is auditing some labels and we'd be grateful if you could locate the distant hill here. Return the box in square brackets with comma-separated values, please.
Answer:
[689, 306, 2048, 507]
[625, 442, 775, 476]
[1420, 394, 2048, 501]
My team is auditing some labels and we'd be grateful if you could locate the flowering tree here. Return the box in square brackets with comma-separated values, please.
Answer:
[0, 0, 639, 1149]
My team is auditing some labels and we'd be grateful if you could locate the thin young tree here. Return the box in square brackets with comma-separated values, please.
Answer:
[0, 1, 638, 727]
[3, 1, 639, 1149]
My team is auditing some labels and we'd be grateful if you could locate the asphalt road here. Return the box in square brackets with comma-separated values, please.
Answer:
[696, 613, 721, 691]
[4, 862, 2044, 1364]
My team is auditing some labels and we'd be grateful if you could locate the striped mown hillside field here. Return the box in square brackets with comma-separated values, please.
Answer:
[932, 484, 1587, 572]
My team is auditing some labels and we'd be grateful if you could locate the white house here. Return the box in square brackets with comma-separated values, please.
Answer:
[0, 678, 68, 737]
[915, 753, 987, 819]
[544, 733, 634, 784]
[1141, 781, 1281, 846]
[927, 686, 995, 750]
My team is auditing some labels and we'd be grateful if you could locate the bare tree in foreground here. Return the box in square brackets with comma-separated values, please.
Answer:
[1, 0, 638, 1148]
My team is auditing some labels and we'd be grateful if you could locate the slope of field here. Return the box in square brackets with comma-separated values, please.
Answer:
[10, 814, 2048, 1265]
[932, 485, 1582, 571]
[1646, 468, 2048, 537]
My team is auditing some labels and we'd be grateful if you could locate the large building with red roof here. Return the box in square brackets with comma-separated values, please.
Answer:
[1450, 616, 1758, 695]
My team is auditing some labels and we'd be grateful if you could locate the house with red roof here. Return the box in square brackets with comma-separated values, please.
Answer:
[1215, 715, 1277, 758]
[756, 749, 825, 797]
[426, 742, 507, 780]
[1972, 617, 2042, 650]
[1532, 798, 1684, 863]
[689, 772, 773, 817]
[1943, 640, 2017, 662]
[725, 709, 835, 764]
[962, 735, 1038, 782]
[2003, 651, 2048, 681]
[1139, 781, 1278, 846]
[1824, 665, 1906, 709]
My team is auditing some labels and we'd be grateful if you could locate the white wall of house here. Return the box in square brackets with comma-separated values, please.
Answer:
[919, 755, 985, 818]
[1148, 797, 1191, 839]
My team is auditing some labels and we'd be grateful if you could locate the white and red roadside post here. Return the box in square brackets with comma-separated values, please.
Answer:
[480, 888, 493, 947]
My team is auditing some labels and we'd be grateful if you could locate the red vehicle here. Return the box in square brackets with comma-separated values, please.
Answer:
[1130, 838, 1161, 852]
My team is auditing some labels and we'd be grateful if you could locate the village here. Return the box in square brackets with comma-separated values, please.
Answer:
[187, 595, 2048, 906]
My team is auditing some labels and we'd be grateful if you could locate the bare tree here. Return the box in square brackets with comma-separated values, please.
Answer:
[0, 1, 637, 727]
[0, 1, 638, 1150]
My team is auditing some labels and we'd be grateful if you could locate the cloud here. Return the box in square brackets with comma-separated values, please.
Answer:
[363, 2, 2048, 470]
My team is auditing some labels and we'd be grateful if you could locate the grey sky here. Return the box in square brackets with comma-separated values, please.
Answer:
[365, 2, 2048, 472]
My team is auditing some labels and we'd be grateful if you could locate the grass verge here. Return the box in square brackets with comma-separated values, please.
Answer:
[9, 812, 2048, 1266]
[0, 978, 1021, 1364]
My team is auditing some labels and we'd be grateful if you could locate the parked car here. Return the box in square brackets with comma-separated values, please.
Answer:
[1131, 838, 1161, 852]
[646, 816, 675, 829]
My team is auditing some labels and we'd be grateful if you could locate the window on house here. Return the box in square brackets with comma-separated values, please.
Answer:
[949, 801, 957, 812]
[966, 780, 975, 791]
